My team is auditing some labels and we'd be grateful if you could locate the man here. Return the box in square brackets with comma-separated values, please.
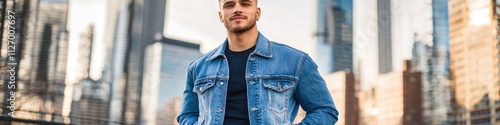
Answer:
[177, 0, 339, 124]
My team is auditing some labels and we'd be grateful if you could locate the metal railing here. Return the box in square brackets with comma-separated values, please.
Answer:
[0, 110, 135, 125]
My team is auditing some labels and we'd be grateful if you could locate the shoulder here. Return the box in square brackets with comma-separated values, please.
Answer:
[269, 41, 308, 59]
[187, 48, 218, 71]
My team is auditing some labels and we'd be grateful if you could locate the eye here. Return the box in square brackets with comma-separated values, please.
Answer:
[241, 1, 252, 6]
[223, 3, 234, 8]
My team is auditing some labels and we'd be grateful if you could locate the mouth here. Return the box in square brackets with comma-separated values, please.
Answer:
[230, 16, 247, 21]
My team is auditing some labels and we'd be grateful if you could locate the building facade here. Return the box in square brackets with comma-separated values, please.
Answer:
[0, 0, 69, 123]
[142, 37, 201, 125]
[410, 0, 453, 124]
[377, 0, 393, 74]
[449, 0, 500, 124]
[316, 0, 353, 74]
[100, 0, 167, 124]
[375, 61, 422, 125]
[69, 25, 112, 125]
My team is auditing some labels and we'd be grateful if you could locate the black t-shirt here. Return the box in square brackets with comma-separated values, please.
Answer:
[223, 44, 255, 125]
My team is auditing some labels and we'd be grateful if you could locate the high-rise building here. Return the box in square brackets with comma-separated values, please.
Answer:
[377, 0, 393, 74]
[315, 0, 333, 74]
[1, 0, 26, 115]
[162, 98, 182, 125]
[0, 0, 8, 46]
[358, 85, 378, 125]
[0, 0, 69, 123]
[101, 0, 167, 124]
[330, 0, 354, 72]
[449, 0, 500, 124]
[102, 0, 131, 123]
[69, 25, 111, 125]
[142, 37, 201, 125]
[327, 71, 358, 125]
[374, 61, 422, 125]
[316, 0, 353, 74]
[410, 0, 453, 124]
[412, 41, 452, 125]
[123, 0, 166, 124]
[412, 40, 453, 125]
[0, 0, 73, 124]
[78, 25, 95, 80]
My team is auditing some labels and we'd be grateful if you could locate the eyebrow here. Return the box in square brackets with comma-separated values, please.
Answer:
[222, 0, 253, 5]
[240, 0, 252, 3]
[221, 0, 234, 6]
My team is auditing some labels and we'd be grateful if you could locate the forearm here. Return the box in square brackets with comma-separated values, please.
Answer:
[177, 113, 198, 125]
[177, 69, 200, 125]
[297, 107, 338, 125]
[177, 93, 200, 125]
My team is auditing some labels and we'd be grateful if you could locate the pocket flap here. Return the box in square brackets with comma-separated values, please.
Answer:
[193, 79, 215, 94]
[263, 80, 294, 92]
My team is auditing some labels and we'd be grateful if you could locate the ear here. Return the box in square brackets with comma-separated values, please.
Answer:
[256, 7, 261, 21]
[218, 11, 223, 23]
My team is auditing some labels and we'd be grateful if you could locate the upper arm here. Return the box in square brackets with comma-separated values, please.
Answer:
[294, 54, 339, 124]
[177, 66, 200, 124]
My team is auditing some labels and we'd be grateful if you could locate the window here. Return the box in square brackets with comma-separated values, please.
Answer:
[452, 0, 463, 8]
[452, 10, 463, 17]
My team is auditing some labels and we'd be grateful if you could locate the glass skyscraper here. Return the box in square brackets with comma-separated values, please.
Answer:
[411, 0, 453, 124]
[316, 0, 353, 74]
[102, 0, 167, 124]
[142, 37, 202, 125]
[377, 0, 392, 74]
[331, 0, 354, 72]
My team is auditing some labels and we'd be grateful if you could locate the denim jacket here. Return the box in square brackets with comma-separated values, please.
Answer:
[177, 32, 339, 125]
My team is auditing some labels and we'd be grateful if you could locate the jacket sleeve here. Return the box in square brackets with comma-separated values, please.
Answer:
[294, 54, 339, 125]
[176, 67, 199, 125]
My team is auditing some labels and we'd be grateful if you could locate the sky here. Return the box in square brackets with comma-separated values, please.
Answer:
[67, 0, 320, 82]
[164, 0, 317, 54]
[65, 0, 440, 83]
[67, 0, 106, 83]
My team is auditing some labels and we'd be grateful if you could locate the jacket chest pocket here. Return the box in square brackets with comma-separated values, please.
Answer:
[193, 79, 215, 95]
[263, 79, 295, 113]
[193, 78, 216, 113]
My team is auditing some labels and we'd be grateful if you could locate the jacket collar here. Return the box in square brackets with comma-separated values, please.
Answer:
[206, 32, 273, 61]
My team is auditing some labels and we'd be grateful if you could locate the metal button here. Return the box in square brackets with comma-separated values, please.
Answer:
[249, 74, 255, 77]
[220, 82, 224, 85]
[199, 87, 202, 91]
[251, 107, 259, 111]
[218, 108, 223, 112]
[250, 81, 255, 84]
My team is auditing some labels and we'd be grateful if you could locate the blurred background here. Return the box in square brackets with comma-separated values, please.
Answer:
[0, 0, 498, 125]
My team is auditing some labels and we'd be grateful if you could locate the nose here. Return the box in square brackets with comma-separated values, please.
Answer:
[232, 4, 242, 14]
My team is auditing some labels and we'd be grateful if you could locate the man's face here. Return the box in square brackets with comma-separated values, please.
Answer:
[219, 0, 260, 33]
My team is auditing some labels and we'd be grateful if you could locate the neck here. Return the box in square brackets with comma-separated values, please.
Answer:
[226, 26, 258, 52]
